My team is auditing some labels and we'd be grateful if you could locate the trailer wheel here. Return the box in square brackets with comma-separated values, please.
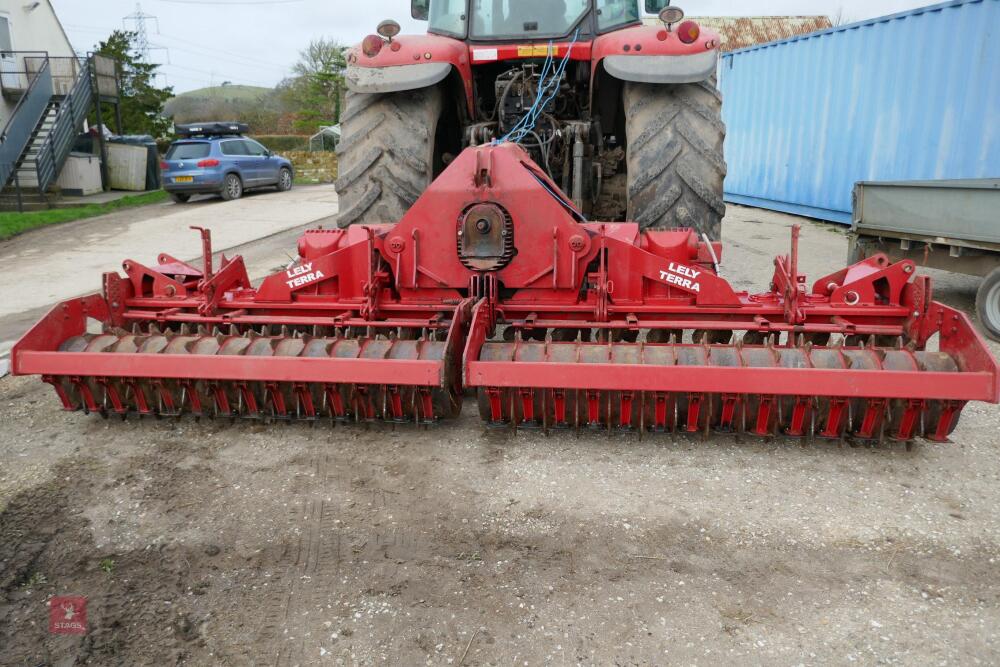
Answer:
[623, 80, 726, 238]
[847, 235, 873, 264]
[975, 267, 1000, 341]
[335, 86, 443, 227]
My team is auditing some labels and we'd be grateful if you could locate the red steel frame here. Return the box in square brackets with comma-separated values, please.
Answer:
[11, 143, 1000, 434]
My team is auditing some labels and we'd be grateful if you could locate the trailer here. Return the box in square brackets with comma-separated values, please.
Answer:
[849, 179, 1000, 340]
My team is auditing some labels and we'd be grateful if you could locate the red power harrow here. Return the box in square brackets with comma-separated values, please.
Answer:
[12, 144, 999, 443]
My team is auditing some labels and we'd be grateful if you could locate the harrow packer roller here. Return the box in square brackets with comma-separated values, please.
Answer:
[12, 144, 999, 442]
[17, 293, 467, 423]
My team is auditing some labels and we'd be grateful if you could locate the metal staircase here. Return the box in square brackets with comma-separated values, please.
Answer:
[12, 100, 58, 189]
[35, 58, 95, 193]
[0, 53, 52, 199]
[0, 54, 102, 209]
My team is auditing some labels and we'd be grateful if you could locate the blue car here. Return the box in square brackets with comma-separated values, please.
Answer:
[162, 122, 294, 203]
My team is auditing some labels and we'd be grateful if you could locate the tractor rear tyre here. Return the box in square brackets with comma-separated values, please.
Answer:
[623, 80, 727, 238]
[335, 86, 443, 227]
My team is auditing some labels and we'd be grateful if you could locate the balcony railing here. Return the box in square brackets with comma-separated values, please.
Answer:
[0, 51, 50, 98]
[29, 55, 87, 97]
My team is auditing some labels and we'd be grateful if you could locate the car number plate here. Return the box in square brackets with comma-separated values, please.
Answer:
[174, 176, 193, 183]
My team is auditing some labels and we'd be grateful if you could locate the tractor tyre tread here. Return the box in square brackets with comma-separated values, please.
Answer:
[624, 80, 726, 238]
[335, 86, 442, 227]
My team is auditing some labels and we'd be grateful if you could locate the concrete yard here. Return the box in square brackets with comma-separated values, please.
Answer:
[0, 185, 339, 322]
[0, 185, 339, 356]
[0, 203, 998, 665]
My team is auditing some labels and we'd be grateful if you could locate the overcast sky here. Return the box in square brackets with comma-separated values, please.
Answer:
[52, 0, 934, 93]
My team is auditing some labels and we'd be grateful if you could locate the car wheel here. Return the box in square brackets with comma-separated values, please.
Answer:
[170, 193, 190, 203]
[220, 174, 243, 201]
[276, 167, 293, 192]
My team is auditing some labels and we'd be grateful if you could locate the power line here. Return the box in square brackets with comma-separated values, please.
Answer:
[155, 41, 290, 75]
[63, 26, 280, 88]
[156, 0, 305, 4]
[156, 30, 291, 69]
[65, 23, 292, 73]
[156, 38, 291, 73]
[158, 61, 276, 87]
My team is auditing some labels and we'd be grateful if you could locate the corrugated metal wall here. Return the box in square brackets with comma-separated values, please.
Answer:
[719, 0, 1000, 223]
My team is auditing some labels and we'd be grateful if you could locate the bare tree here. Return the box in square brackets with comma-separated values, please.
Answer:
[292, 38, 347, 79]
[284, 38, 347, 132]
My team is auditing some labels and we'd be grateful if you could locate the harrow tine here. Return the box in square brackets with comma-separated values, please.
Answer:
[96, 378, 126, 416]
[69, 377, 99, 414]
[716, 394, 739, 433]
[785, 396, 810, 437]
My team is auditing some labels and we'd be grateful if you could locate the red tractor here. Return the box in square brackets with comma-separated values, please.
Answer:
[338, 0, 725, 237]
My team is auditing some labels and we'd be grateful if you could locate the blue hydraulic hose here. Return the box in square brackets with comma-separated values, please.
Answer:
[498, 47, 554, 143]
[496, 29, 580, 145]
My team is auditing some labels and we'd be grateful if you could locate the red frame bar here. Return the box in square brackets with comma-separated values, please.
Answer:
[465, 361, 996, 401]
[17, 352, 446, 386]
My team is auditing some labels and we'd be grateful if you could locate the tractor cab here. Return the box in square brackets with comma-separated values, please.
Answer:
[412, 0, 665, 42]
[414, 0, 672, 41]
[342, 0, 724, 237]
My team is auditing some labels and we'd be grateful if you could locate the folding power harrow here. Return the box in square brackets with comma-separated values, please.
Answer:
[12, 144, 999, 443]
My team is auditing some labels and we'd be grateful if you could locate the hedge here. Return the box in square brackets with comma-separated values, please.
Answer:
[156, 135, 311, 154]
[251, 135, 311, 152]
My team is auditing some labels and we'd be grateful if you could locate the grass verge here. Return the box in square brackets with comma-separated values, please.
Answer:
[0, 190, 169, 241]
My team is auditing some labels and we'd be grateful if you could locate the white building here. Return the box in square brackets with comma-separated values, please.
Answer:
[0, 0, 77, 127]
[0, 0, 120, 200]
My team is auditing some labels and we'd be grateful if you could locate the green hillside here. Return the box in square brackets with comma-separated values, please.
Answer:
[170, 84, 271, 102]
[165, 85, 278, 124]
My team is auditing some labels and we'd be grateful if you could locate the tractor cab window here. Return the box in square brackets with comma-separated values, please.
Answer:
[429, 0, 468, 37]
[470, 0, 589, 39]
[595, 0, 640, 31]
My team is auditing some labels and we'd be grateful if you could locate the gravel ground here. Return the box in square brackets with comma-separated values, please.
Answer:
[0, 205, 998, 666]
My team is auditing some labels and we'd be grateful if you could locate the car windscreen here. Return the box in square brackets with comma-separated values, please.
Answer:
[166, 142, 211, 160]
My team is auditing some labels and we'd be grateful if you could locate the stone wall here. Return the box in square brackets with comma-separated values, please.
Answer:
[285, 151, 338, 184]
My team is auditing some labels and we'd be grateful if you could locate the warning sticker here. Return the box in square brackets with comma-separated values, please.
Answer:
[517, 44, 554, 57]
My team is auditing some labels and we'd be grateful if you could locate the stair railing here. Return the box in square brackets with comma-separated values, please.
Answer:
[34, 56, 94, 194]
[0, 53, 51, 192]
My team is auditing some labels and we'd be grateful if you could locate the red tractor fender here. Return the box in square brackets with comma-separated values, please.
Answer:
[346, 34, 474, 116]
[590, 23, 721, 86]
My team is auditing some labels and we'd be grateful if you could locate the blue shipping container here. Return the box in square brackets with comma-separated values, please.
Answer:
[719, 0, 1000, 223]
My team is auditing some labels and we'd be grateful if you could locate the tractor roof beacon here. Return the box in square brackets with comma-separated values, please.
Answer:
[337, 0, 726, 238]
